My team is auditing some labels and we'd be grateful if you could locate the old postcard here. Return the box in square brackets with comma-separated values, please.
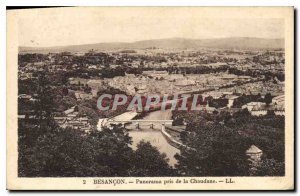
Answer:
[7, 7, 294, 190]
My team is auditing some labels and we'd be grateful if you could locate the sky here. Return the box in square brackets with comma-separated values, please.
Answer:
[15, 7, 285, 47]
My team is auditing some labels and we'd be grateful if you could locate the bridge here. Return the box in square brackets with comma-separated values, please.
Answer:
[107, 119, 173, 129]
[108, 119, 189, 149]
[97, 117, 190, 149]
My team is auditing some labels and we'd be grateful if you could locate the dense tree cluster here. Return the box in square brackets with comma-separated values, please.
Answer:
[208, 98, 228, 109]
[232, 94, 264, 108]
[175, 117, 251, 176]
[228, 67, 285, 82]
[18, 53, 49, 66]
[172, 109, 285, 176]
[19, 122, 175, 177]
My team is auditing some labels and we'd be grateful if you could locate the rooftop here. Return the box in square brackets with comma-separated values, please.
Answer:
[246, 145, 262, 154]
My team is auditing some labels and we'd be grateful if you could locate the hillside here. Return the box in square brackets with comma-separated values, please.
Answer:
[19, 37, 284, 53]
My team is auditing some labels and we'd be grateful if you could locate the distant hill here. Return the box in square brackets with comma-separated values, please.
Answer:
[19, 37, 284, 53]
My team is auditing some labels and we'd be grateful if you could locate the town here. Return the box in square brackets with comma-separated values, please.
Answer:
[18, 46, 285, 177]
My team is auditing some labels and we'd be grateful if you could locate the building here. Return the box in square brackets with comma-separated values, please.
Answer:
[55, 106, 92, 133]
[243, 102, 285, 116]
[246, 145, 263, 175]
[64, 106, 76, 115]
[18, 94, 32, 100]
[242, 102, 265, 111]
[142, 70, 168, 78]
[250, 109, 268, 116]
[174, 79, 196, 87]
[166, 74, 184, 82]
[55, 116, 91, 133]
[74, 91, 93, 101]
[246, 145, 263, 161]
[136, 84, 147, 94]
[202, 91, 223, 99]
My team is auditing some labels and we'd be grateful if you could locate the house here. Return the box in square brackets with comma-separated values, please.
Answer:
[243, 101, 285, 116]
[246, 145, 263, 161]
[250, 109, 268, 116]
[18, 94, 32, 100]
[174, 79, 196, 87]
[142, 70, 168, 78]
[137, 84, 147, 94]
[242, 102, 265, 111]
[74, 91, 93, 101]
[55, 106, 92, 133]
[53, 117, 67, 125]
[64, 106, 76, 115]
[88, 65, 97, 69]
[205, 84, 221, 90]
[274, 108, 285, 116]
[202, 92, 223, 99]
[166, 74, 184, 82]
[246, 145, 263, 174]
[125, 72, 136, 77]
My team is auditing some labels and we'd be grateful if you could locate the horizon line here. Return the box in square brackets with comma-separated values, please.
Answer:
[19, 36, 285, 48]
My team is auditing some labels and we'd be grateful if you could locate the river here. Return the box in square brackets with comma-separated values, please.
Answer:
[128, 109, 180, 166]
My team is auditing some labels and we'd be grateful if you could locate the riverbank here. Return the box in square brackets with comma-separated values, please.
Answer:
[161, 125, 187, 149]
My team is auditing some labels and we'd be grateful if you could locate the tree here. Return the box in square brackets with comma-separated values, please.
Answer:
[172, 117, 184, 126]
[33, 72, 56, 132]
[87, 125, 134, 176]
[255, 158, 285, 176]
[129, 140, 174, 176]
[175, 122, 250, 176]
[227, 112, 285, 163]
[19, 124, 135, 177]
[264, 93, 272, 105]
[22, 128, 97, 177]
[18, 123, 177, 177]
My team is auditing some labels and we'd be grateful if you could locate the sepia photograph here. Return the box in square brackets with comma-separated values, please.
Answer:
[6, 6, 294, 190]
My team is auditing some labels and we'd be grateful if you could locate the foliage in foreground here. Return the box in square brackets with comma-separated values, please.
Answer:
[18, 123, 174, 177]
[173, 109, 285, 176]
